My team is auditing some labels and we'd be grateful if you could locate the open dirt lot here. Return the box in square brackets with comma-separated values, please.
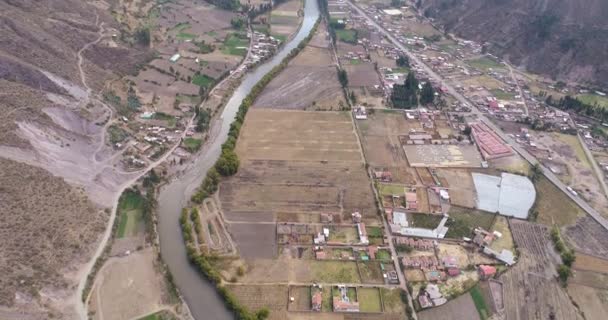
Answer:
[253, 22, 346, 111]
[418, 293, 480, 320]
[436, 169, 476, 208]
[499, 220, 583, 320]
[344, 63, 381, 88]
[89, 249, 166, 320]
[403, 144, 483, 168]
[568, 284, 608, 320]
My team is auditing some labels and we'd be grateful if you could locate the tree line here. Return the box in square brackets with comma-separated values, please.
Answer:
[390, 70, 435, 109]
[546, 95, 608, 123]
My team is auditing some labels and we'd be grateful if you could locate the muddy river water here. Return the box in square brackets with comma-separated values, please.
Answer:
[156, 0, 320, 319]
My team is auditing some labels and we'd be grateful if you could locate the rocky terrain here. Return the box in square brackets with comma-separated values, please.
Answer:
[0, 0, 153, 318]
[419, 0, 608, 87]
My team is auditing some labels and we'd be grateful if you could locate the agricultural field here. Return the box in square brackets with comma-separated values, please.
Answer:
[253, 21, 346, 110]
[465, 56, 505, 72]
[577, 93, 608, 108]
[226, 284, 289, 319]
[288, 286, 311, 311]
[220, 109, 377, 229]
[88, 249, 169, 320]
[418, 293, 480, 320]
[568, 284, 608, 320]
[488, 216, 514, 252]
[564, 216, 608, 258]
[357, 110, 420, 184]
[358, 288, 383, 312]
[533, 175, 586, 226]
[499, 220, 582, 319]
[270, 0, 303, 41]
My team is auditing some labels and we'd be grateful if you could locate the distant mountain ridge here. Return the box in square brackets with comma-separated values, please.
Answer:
[419, 0, 608, 88]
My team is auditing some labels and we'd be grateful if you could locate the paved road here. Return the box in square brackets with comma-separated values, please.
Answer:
[348, 0, 608, 231]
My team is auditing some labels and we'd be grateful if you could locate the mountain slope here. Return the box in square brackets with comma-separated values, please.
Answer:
[420, 0, 608, 87]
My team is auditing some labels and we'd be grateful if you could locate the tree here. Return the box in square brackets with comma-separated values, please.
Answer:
[404, 72, 419, 92]
[561, 250, 576, 267]
[337, 68, 348, 88]
[195, 109, 211, 132]
[557, 264, 571, 284]
[396, 55, 409, 68]
[255, 308, 270, 320]
[463, 125, 472, 137]
[530, 163, 543, 182]
[391, 0, 403, 7]
[134, 28, 151, 46]
[216, 149, 239, 176]
[420, 81, 435, 105]
[391, 73, 419, 109]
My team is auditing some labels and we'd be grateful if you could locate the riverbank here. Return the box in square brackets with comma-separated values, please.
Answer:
[155, 0, 321, 319]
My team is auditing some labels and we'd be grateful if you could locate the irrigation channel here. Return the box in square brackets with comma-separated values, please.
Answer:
[156, 0, 320, 319]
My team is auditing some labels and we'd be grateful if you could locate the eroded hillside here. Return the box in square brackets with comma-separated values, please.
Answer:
[0, 0, 154, 318]
[419, 0, 608, 87]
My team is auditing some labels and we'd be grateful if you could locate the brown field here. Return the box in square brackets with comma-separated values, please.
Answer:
[568, 284, 608, 320]
[226, 284, 288, 319]
[254, 22, 345, 111]
[436, 169, 476, 208]
[534, 175, 586, 226]
[221, 109, 377, 221]
[564, 216, 608, 258]
[89, 249, 167, 320]
[572, 253, 608, 274]
[357, 261, 386, 284]
[418, 293, 480, 320]
[288, 286, 312, 311]
[344, 63, 381, 88]
[500, 220, 582, 319]
[404, 269, 425, 282]
[357, 110, 421, 184]
[569, 269, 608, 289]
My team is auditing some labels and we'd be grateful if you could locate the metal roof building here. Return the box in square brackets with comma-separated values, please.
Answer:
[472, 172, 536, 219]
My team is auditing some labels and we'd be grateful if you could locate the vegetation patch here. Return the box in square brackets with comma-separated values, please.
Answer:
[222, 33, 249, 56]
[183, 138, 203, 153]
[577, 93, 608, 109]
[470, 285, 490, 320]
[358, 288, 382, 312]
[533, 175, 585, 226]
[410, 213, 443, 229]
[116, 189, 146, 238]
[491, 89, 516, 100]
[466, 56, 504, 71]
[445, 206, 496, 239]
[335, 29, 358, 44]
[192, 74, 215, 88]
[312, 261, 360, 283]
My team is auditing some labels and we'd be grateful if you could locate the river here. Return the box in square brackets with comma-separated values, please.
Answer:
[156, 0, 320, 319]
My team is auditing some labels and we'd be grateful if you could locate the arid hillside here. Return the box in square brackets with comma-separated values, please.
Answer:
[420, 0, 608, 87]
[0, 0, 153, 318]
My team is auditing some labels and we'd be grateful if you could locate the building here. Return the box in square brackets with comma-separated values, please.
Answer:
[321, 213, 334, 223]
[373, 170, 393, 182]
[357, 223, 369, 245]
[354, 106, 368, 120]
[352, 212, 362, 223]
[311, 287, 323, 311]
[394, 237, 434, 250]
[478, 265, 497, 280]
[405, 191, 418, 210]
[333, 286, 360, 312]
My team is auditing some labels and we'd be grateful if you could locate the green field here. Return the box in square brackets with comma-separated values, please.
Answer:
[358, 288, 382, 312]
[183, 138, 202, 153]
[176, 32, 196, 40]
[222, 34, 249, 56]
[378, 183, 405, 196]
[490, 89, 516, 100]
[152, 112, 177, 128]
[470, 285, 490, 320]
[410, 213, 443, 229]
[311, 261, 360, 283]
[467, 57, 504, 71]
[271, 33, 287, 42]
[137, 311, 176, 320]
[336, 29, 358, 44]
[117, 189, 146, 238]
[577, 93, 608, 108]
[376, 249, 391, 260]
[445, 206, 496, 238]
[192, 74, 214, 88]
[108, 125, 129, 144]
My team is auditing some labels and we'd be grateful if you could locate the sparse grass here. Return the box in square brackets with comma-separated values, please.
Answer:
[534, 175, 585, 226]
[152, 112, 177, 128]
[470, 285, 489, 320]
[378, 183, 405, 196]
[491, 89, 516, 100]
[577, 93, 608, 109]
[183, 138, 202, 153]
[366, 226, 384, 238]
[358, 288, 382, 312]
[350, 59, 361, 65]
[176, 32, 196, 40]
[311, 261, 360, 283]
[376, 249, 391, 260]
[336, 29, 358, 44]
[380, 288, 405, 314]
[192, 74, 215, 88]
[445, 206, 496, 239]
[108, 125, 129, 144]
[409, 213, 442, 229]
[552, 133, 592, 169]
[253, 24, 270, 35]
[467, 56, 504, 71]
[271, 33, 287, 42]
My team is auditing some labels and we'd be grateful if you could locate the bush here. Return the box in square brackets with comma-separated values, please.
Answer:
[216, 149, 240, 176]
